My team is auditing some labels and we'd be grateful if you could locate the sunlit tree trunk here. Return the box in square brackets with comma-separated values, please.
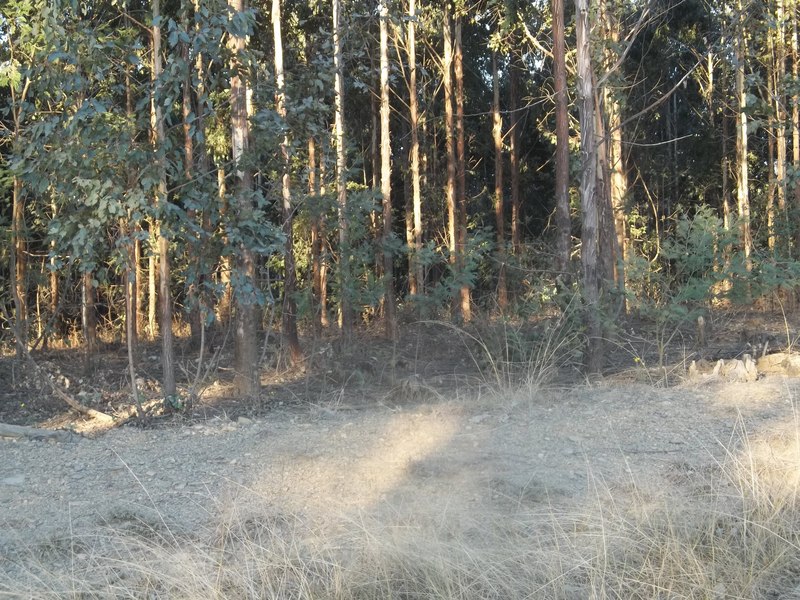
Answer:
[408, 0, 423, 297]
[553, 0, 571, 276]
[767, 40, 776, 253]
[216, 167, 232, 323]
[230, 0, 259, 396]
[273, 0, 303, 362]
[776, 0, 788, 254]
[333, 0, 352, 337]
[492, 52, 508, 310]
[735, 0, 752, 269]
[793, 0, 800, 254]
[378, 0, 397, 339]
[576, 0, 602, 373]
[443, 3, 460, 320]
[454, 17, 471, 321]
[148, 236, 157, 338]
[152, 0, 175, 396]
[600, 0, 627, 302]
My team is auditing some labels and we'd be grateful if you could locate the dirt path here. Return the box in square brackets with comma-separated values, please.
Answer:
[3, 375, 797, 567]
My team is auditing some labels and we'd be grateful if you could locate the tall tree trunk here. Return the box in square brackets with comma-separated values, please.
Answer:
[408, 0, 423, 298]
[443, 3, 460, 320]
[48, 204, 58, 349]
[379, 0, 397, 338]
[454, 17, 471, 321]
[9, 67, 30, 358]
[735, 0, 752, 269]
[309, 137, 324, 334]
[273, 0, 303, 362]
[148, 234, 157, 338]
[492, 52, 508, 310]
[216, 167, 232, 323]
[152, 0, 175, 397]
[81, 271, 97, 367]
[333, 0, 352, 337]
[575, 0, 603, 374]
[319, 142, 330, 328]
[11, 177, 27, 358]
[793, 0, 800, 254]
[767, 7, 778, 252]
[509, 54, 522, 256]
[182, 7, 203, 347]
[125, 65, 138, 350]
[553, 0, 571, 276]
[776, 0, 788, 255]
[229, 0, 259, 396]
[601, 1, 627, 304]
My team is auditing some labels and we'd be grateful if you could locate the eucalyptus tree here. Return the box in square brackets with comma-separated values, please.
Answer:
[272, 0, 303, 362]
[575, 0, 602, 372]
[333, 0, 352, 336]
[552, 0, 571, 277]
[379, 0, 397, 338]
[228, 0, 259, 396]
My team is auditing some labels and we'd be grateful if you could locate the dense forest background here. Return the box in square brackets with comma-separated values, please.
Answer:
[1, 0, 798, 396]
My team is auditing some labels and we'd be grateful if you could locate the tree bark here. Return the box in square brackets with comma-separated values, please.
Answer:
[81, 271, 97, 362]
[333, 0, 352, 337]
[509, 54, 522, 256]
[408, 0, 423, 298]
[379, 0, 397, 339]
[273, 0, 303, 363]
[443, 3, 460, 321]
[309, 137, 325, 334]
[454, 17, 471, 321]
[553, 0, 571, 276]
[793, 0, 800, 254]
[600, 0, 627, 302]
[492, 52, 508, 310]
[229, 0, 259, 396]
[576, 0, 603, 374]
[11, 177, 27, 359]
[182, 7, 203, 347]
[735, 0, 752, 269]
[775, 0, 788, 255]
[152, 0, 175, 397]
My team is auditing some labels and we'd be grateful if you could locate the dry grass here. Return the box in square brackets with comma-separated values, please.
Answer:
[5, 415, 800, 600]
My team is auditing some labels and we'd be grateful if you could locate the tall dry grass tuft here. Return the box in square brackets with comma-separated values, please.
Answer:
[427, 312, 582, 396]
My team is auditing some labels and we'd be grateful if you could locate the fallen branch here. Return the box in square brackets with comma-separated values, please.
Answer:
[0, 422, 79, 442]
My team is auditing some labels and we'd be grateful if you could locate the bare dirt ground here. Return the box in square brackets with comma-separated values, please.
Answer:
[3, 317, 800, 598]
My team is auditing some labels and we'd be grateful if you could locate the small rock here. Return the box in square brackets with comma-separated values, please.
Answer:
[237, 417, 253, 426]
[2, 474, 25, 486]
[785, 355, 800, 376]
[469, 413, 489, 425]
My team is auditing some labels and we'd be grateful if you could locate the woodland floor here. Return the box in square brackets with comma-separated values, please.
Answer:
[3, 311, 800, 598]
